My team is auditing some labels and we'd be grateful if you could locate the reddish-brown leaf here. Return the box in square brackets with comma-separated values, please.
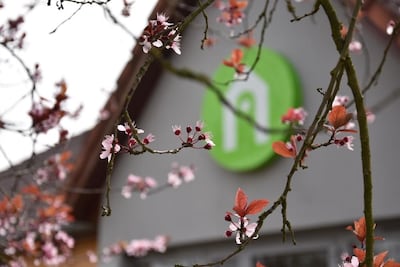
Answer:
[328, 105, 352, 129]
[375, 251, 389, 267]
[233, 188, 247, 216]
[353, 247, 365, 262]
[272, 141, 295, 158]
[256, 262, 266, 267]
[246, 199, 269, 215]
[384, 259, 400, 267]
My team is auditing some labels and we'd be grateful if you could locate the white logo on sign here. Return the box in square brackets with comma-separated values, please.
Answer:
[222, 72, 270, 151]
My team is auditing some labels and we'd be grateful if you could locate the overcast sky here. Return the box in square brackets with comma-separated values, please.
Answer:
[0, 0, 157, 170]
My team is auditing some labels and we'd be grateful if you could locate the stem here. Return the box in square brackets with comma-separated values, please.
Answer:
[319, 1, 374, 266]
[345, 57, 374, 267]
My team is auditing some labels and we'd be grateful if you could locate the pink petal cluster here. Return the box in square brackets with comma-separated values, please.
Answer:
[225, 213, 258, 244]
[332, 95, 350, 107]
[0, 185, 75, 267]
[339, 253, 360, 267]
[167, 163, 195, 188]
[34, 152, 72, 185]
[121, 174, 158, 199]
[334, 136, 355, 151]
[172, 121, 215, 150]
[215, 0, 248, 27]
[99, 134, 121, 162]
[117, 121, 155, 152]
[139, 13, 181, 55]
[100, 235, 168, 262]
[125, 235, 168, 257]
[281, 107, 308, 125]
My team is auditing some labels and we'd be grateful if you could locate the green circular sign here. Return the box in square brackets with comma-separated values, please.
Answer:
[201, 47, 302, 171]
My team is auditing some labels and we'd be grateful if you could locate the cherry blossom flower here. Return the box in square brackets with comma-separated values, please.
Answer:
[195, 120, 204, 131]
[34, 151, 73, 185]
[339, 253, 359, 267]
[281, 107, 308, 125]
[226, 214, 258, 244]
[349, 40, 362, 53]
[173, 121, 215, 150]
[117, 122, 144, 136]
[143, 133, 155, 144]
[333, 95, 350, 107]
[101, 235, 168, 261]
[86, 250, 98, 263]
[139, 13, 182, 55]
[167, 163, 195, 188]
[225, 188, 268, 244]
[334, 136, 354, 151]
[386, 20, 395, 35]
[100, 134, 120, 162]
[366, 110, 375, 124]
[172, 125, 181, 135]
[121, 174, 157, 199]
[165, 29, 182, 55]
[216, 0, 248, 27]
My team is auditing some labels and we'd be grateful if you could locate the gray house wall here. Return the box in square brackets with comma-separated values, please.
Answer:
[99, 1, 400, 266]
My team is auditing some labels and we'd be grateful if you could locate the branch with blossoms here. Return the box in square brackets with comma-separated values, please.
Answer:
[99, 0, 219, 217]
[0, 152, 76, 266]
[85, 234, 169, 265]
[100, 119, 214, 216]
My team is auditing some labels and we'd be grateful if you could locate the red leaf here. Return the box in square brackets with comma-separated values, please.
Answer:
[384, 260, 400, 267]
[246, 199, 269, 215]
[272, 141, 295, 158]
[233, 188, 247, 217]
[256, 262, 266, 267]
[328, 105, 352, 129]
[353, 247, 365, 262]
[375, 251, 389, 267]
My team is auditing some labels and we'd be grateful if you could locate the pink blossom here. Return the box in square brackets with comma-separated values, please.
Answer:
[167, 163, 195, 188]
[366, 110, 375, 124]
[156, 13, 173, 27]
[339, 253, 359, 267]
[195, 120, 204, 131]
[334, 136, 354, 151]
[172, 125, 181, 135]
[333, 95, 349, 107]
[386, 20, 395, 35]
[226, 215, 258, 244]
[139, 14, 182, 55]
[139, 36, 152, 53]
[281, 107, 308, 125]
[216, 0, 248, 27]
[55, 230, 74, 248]
[152, 235, 168, 253]
[86, 250, 98, 263]
[349, 40, 362, 53]
[124, 235, 169, 257]
[122, 174, 157, 199]
[118, 122, 144, 136]
[125, 239, 153, 257]
[100, 134, 120, 162]
[143, 133, 155, 144]
[204, 137, 216, 150]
